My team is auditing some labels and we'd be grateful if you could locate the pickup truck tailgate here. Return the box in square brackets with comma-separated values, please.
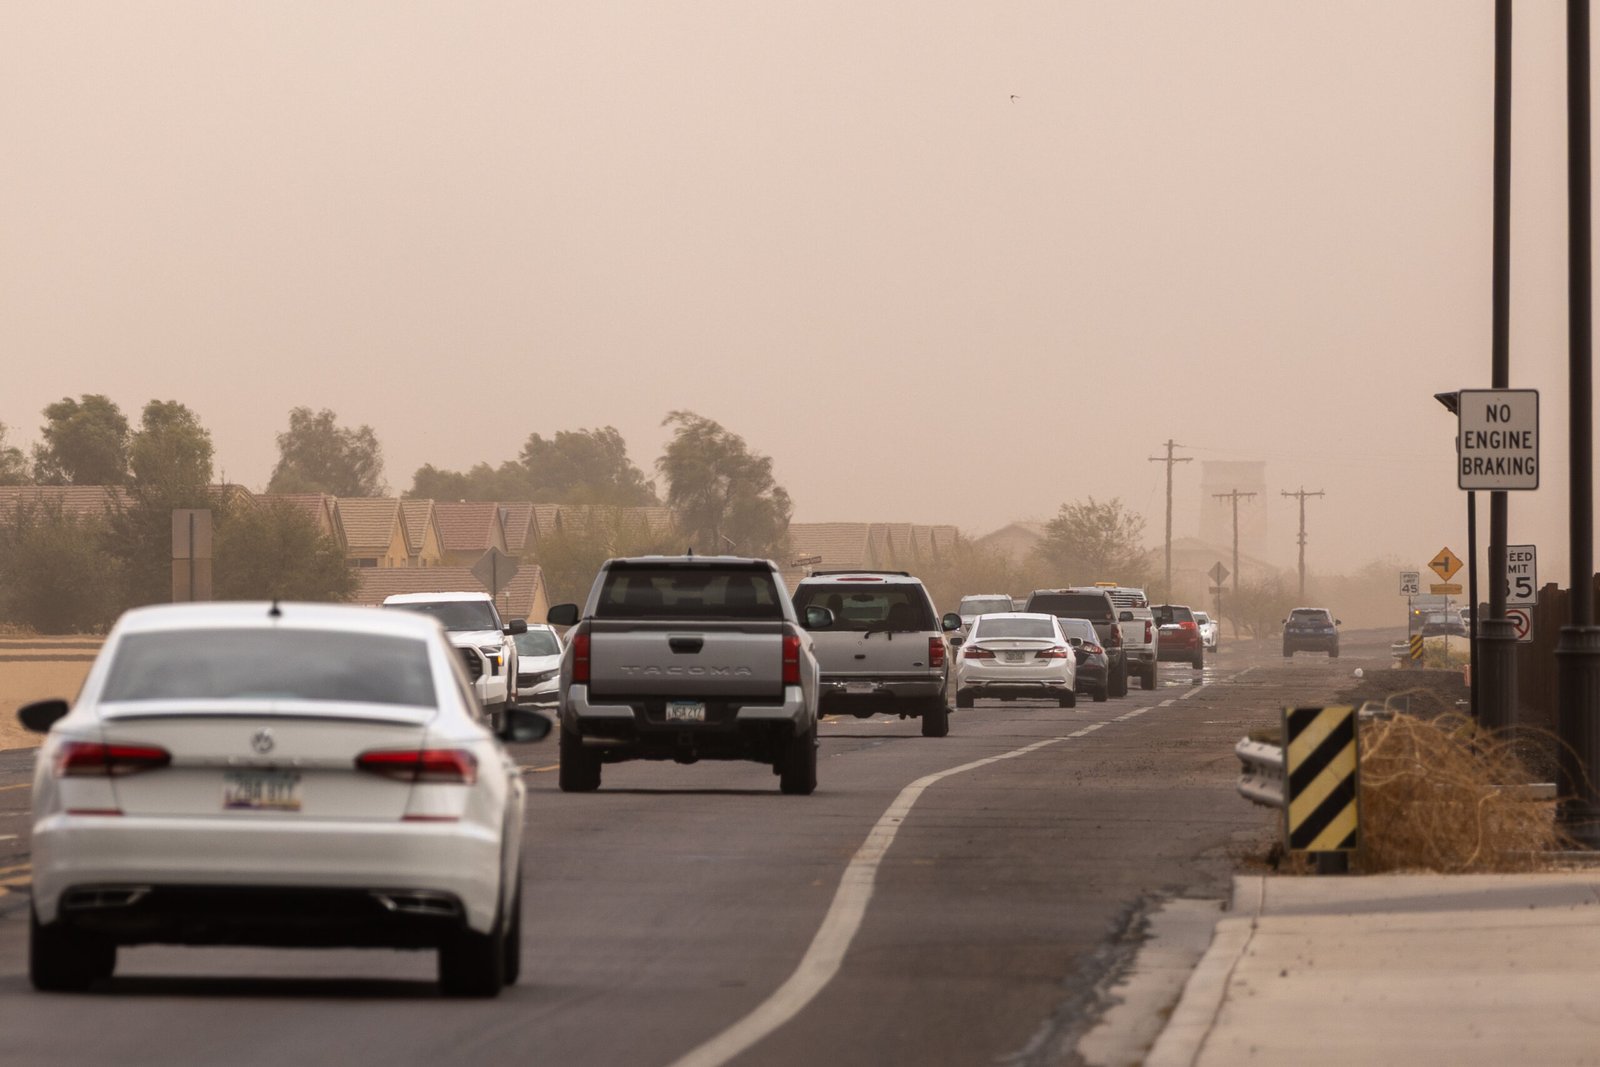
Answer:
[587, 621, 788, 700]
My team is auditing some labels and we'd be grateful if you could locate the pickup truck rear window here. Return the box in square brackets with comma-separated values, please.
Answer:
[793, 584, 936, 632]
[595, 567, 785, 620]
[1025, 593, 1113, 624]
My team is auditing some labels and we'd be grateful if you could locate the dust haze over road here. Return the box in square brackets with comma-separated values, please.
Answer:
[3, 3, 1590, 576]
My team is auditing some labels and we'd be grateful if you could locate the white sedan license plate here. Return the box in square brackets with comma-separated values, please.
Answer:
[1003, 651, 1026, 663]
[223, 770, 302, 812]
[666, 701, 707, 723]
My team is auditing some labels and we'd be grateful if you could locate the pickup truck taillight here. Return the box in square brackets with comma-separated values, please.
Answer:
[572, 631, 591, 684]
[1144, 621, 1154, 644]
[782, 633, 801, 685]
[928, 637, 946, 669]
[1106, 626, 1122, 647]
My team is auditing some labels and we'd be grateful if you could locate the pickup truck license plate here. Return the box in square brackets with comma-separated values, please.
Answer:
[223, 770, 302, 812]
[666, 701, 707, 723]
[845, 682, 874, 694]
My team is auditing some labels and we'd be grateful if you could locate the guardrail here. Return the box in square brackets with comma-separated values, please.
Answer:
[1235, 737, 1285, 809]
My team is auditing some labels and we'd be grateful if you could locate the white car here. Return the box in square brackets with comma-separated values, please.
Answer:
[954, 612, 1077, 708]
[19, 601, 550, 996]
[382, 592, 523, 731]
[1194, 610, 1220, 651]
[956, 594, 1015, 636]
[512, 623, 563, 708]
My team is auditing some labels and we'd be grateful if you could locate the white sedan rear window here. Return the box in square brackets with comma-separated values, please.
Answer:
[973, 618, 1056, 640]
[101, 629, 436, 706]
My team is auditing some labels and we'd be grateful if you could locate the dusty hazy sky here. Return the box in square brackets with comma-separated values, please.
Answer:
[4, 2, 1598, 580]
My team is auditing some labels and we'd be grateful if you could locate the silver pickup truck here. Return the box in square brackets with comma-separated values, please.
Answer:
[546, 556, 828, 795]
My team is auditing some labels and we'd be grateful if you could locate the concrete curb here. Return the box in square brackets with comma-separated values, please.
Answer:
[1143, 877, 1264, 1067]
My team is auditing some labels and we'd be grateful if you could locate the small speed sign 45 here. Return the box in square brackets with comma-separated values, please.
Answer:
[1506, 544, 1537, 605]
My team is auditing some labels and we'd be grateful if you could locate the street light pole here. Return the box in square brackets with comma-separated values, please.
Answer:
[1558, 0, 1600, 846]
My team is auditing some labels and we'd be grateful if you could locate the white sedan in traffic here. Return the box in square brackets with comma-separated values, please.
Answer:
[954, 612, 1077, 708]
[1194, 611, 1220, 651]
[20, 601, 549, 996]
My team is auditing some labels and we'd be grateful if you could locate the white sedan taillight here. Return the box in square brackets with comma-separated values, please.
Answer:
[53, 741, 171, 778]
[1033, 647, 1071, 659]
[355, 749, 478, 784]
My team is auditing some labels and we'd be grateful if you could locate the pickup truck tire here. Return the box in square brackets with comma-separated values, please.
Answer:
[1140, 665, 1156, 690]
[779, 730, 817, 795]
[558, 728, 602, 793]
[920, 701, 950, 738]
[1109, 659, 1128, 698]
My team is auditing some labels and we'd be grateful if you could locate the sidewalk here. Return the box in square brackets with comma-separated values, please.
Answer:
[1147, 872, 1600, 1067]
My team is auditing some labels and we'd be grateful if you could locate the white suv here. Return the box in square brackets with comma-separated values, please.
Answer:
[382, 592, 524, 730]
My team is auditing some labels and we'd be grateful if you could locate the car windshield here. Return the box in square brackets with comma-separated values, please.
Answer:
[514, 629, 561, 657]
[793, 583, 936, 632]
[596, 566, 785, 620]
[959, 597, 1014, 617]
[101, 629, 437, 706]
[972, 617, 1056, 640]
[1025, 593, 1112, 623]
[386, 600, 499, 632]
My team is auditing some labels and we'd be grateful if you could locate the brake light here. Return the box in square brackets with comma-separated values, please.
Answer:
[54, 741, 170, 778]
[1034, 647, 1070, 659]
[1106, 627, 1122, 647]
[965, 645, 996, 659]
[1144, 621, 1154, 644]
[572, 631, 591, 685]
[783, 632, 802, 685]
[928, 636, 946, 669]
[1083, 643, 1104, 655]
[356, 748, 478, 784]
[1179, 621, 1198, 632]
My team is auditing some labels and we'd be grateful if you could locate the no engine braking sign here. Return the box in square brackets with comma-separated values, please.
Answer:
[1457, 389, 1539, 491]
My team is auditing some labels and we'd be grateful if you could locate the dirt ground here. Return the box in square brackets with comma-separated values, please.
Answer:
[0, 659, 94, 751]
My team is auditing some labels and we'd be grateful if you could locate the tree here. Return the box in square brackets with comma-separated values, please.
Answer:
[520, 427, 657, 505]
[656, 411, 791, 558]
[908, 537, 1025, 615]
[536, 507, 680, 606]
[32, 394, 130, 485]
[109, 401, 217, 609]
[0, 423, 29, 485]
[0, 500, 122, 633]
[1031, 497, 1153, 588]
[268, 407, 386, 497]
[407, 427, 658, 505]
[214, 499, 357, 602]
[129, 400, 214, 494]
[1229, 573, 1297, 639]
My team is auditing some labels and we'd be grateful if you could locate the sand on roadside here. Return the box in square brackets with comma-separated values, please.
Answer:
[0, 659, 94, 751]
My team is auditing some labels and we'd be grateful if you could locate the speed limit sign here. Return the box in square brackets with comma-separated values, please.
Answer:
[1399, 570, 1421, 597]
[1505, 545, 1537, 605]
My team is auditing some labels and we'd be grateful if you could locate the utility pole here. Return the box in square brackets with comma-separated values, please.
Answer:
[1212, 489, 1256, 596]
[1147, 440, 1192, 600]
[1280, 487, 1324, 601]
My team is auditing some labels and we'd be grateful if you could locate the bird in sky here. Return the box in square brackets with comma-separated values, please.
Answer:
[1009, 94, 1019, 102]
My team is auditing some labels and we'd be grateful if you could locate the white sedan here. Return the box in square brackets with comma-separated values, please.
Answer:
[19, 601, 550, 996]
[954, 612, 1077, 708]
[1194, 610, 1220, 651]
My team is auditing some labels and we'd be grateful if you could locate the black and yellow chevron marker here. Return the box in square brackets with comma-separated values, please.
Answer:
[1409, 634, 1424, 662]
[1282, 704, 1359, 852]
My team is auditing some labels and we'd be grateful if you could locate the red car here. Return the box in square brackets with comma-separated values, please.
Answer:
[1152, 604, 1205, 669]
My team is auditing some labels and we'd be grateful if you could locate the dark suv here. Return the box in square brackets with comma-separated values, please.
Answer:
[1023, 589, 1128, 697]
[1283, 607, 1341, 658]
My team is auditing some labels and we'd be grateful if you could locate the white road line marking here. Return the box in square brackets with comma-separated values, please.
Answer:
[1115, 706, 1153, 721]
[1180, 684, 1207, 700]
[0, 834, 15, 842]
[666, 733, 1078, 1067]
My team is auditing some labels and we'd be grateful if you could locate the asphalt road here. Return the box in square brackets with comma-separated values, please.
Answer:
[0, 631, 1397, 1066]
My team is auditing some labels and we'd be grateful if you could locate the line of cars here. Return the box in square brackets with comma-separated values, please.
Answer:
[953, 584, 1208, 706]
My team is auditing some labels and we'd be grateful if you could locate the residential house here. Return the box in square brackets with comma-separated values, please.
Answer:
[338, 498, 412, 569]
[434, 501, 509, 566]
[398, 499, 445, 568]
[256, 493, 344, 549]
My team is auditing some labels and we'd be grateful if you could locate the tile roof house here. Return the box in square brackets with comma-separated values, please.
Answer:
[433, 501, 509, 566]
[0, 485, 128, 523]
[499, 502, 534, 557]
[337, 498, 412, 569]
[398, 499, 445, 567]
[256, 493, 344, 548]
[353, 563, 548, 627]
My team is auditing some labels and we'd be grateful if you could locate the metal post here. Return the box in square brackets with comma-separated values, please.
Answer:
[1558, 0, 1600, 846]
[1479, 0, 1520, 737]
[1148, 440, 1191, 601]
[187, 511, 196, 603]
[1467, 490, 1479, 723]
[1212, 489, 1257, 597]
[1280, 487, 1324, 602]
